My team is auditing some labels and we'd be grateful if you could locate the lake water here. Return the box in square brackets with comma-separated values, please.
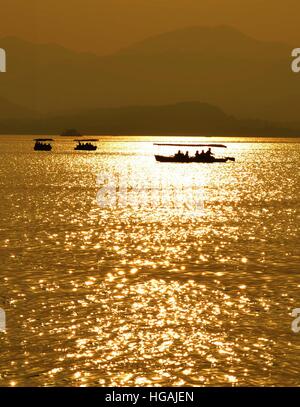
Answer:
[0, 135, 299, 386]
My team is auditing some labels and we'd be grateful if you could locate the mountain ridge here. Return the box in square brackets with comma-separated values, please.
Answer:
[0, 26, 298, 123]
[116, 25, 289, 56]
[0, 101, 298, 136]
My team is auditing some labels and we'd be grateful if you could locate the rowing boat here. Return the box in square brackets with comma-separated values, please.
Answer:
[154, 143, 235, 163]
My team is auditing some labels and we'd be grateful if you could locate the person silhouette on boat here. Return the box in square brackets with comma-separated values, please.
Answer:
[175, 150, 183, 158]
[206, 148, 214, 157]
[185, 151, 189, 158]
[195, 150, 199, 158]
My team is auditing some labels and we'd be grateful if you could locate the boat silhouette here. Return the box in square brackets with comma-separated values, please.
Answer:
[154, 143, 235, 163]
[74, 139, 98, 151]
[34, 138, 53, 151]
[61, 129, 82, 137]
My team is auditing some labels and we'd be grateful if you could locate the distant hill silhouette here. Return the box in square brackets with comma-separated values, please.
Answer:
[0, 101, 298, 136]
[0, 97, 36, 120]
[0, 26, 299, 125]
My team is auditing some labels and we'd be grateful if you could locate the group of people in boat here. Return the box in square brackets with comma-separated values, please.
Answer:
[175, 148, 214, 160]
[34, 141, 52, 150]
[75, 141, 97, 150]
[77, 142, 94, 148]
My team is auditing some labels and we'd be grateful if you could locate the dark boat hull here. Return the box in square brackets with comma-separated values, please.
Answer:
[155, 155, 234, 163]
[34, 145, 52, 151]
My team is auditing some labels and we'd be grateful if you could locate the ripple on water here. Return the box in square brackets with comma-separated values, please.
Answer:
[0, 137, 299, 386]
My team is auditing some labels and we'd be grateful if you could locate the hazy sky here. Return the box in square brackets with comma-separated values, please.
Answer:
[1, 0, 300, 54]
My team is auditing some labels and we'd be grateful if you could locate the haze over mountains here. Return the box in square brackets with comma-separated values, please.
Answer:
[0, 101, 297, 137]
[0, 26, 299, 134]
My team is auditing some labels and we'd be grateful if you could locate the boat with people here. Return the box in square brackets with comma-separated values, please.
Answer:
[74, 139, 98, 151]
[34, 138, 53, 151]
[154, 143, 235, 163]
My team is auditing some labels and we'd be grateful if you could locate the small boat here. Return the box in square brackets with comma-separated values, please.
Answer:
[154, 143, 235, 163]
[34, 138, 53, 151]
[155, 155, 234, 163]
[74, 139, 98, 151]
[61, 129, 82, 137]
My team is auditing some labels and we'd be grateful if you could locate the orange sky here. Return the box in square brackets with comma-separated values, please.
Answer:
[1, 0, 300, 54]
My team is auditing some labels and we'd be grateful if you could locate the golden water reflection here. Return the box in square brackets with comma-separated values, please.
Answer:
[0, 136, 299, 386]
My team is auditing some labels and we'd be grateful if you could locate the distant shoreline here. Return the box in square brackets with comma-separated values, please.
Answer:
[1, 134, 300, 143]
[0, 102, 299, 138]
